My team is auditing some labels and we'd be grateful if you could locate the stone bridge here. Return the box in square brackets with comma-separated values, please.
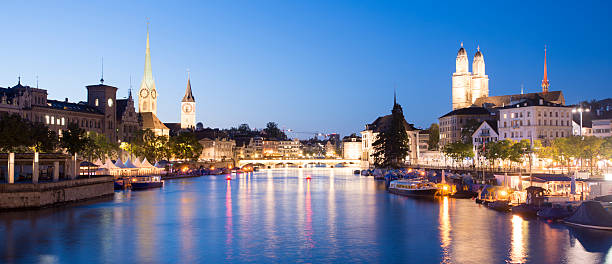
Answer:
[237, 159, 361, 169]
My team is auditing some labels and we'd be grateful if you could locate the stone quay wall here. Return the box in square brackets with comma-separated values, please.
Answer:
[0, 176, 114, 210]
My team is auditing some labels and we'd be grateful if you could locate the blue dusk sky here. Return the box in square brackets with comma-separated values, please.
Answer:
[1, 1, 610, 137]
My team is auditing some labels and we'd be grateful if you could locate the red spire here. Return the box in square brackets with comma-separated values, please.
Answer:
[541, 46, 550, 93]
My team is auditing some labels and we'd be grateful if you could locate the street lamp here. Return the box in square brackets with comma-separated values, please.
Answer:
[572, 107, 590, 136]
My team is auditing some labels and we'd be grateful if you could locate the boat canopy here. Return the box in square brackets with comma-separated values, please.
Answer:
[565, 201, 612, 228]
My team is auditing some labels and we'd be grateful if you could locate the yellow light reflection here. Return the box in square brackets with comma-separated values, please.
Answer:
[510, 215, 527, 263]
[439, 196, 451, 263]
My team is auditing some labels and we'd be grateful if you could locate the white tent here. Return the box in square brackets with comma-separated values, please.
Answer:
[114, 158, 125, 168]
[105, 158, 119, 169]
[133, 157, 142, 168]
[141, 158, 155, 168]
[124, 158, 137, 169]
[93, 159, 104, 167]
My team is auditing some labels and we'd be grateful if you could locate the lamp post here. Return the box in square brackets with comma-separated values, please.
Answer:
[572, 107, 590, 136]
[572, 107, 590, 172]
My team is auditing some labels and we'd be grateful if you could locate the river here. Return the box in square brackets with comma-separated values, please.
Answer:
[0, 168, 610, 263]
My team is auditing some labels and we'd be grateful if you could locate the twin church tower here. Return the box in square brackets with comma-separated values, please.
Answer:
[137, 25, 196, 131]
[451, 43, 489, 110]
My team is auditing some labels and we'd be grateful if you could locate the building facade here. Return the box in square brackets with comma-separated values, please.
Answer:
[199, 138, 236, 161]
[472, 121, 499, 148]
[0, 79, 138, 143]
[452, 44, 489, 110]
[342, 135, 362, 160]
[497, 98, 572, 143]
[592, 118, 612, 138]
[439, 107, 495, 146]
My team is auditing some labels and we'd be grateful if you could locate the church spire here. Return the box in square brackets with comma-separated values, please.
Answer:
[541, 45, 550, 93]
[138, 21, 157, 114]
[182, 71, 195, 102]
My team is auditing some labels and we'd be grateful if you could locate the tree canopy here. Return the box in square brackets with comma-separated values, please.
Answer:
[372, 107, 410, 168]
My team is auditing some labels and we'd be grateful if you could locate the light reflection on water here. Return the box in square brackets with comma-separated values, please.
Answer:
[0, 168, 610, 263]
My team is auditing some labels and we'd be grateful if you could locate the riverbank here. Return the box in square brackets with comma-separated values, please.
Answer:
[0, 176, 113, 210]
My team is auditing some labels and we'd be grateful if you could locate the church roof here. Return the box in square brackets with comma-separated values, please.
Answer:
[182, 77, 195, 102]
[440, 106, 493, 118]
[366, 114, 416, 133]
[472, 91, 564, 108]
[46, 100, 103, 114]
[140, 112, 169, 130]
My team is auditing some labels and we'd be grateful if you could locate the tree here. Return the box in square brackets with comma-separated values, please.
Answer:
[0, 113, 32, 153]
[82, 132, 119, 162]
[60, 123, 91, 157]
[263, 122, 287, 140]
[169, 132, 203, 161]
[130, 129, 171, 162]
[372, 106, 411, 168]
[29, 121, 59, 153]
[442, 141, 474, 166]
[460, 119, 481, 143]
[427, 123, 440, 150]
[238, 124, 251, 133]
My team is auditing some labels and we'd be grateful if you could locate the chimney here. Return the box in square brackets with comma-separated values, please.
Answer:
[65, 98, 69, 102]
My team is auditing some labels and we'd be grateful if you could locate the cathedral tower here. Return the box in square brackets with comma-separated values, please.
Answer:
[541, 46, 550, 93]
[138, 24, 158, 115]
[470, 46, 489, 102]
[452, 43, 471, 110]
[181, 74, 196, 129]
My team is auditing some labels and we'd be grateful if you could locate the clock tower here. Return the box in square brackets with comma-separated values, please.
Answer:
[181, 75, 196, 129]
[138, 24, 158, 115]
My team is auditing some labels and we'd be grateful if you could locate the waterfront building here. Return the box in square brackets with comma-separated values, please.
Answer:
[325, 141, 337, 157]
[341, 134, 362, 160]
[137, 25, 169, 136]
[199, 138, 236, 161]
[471, 120, 499, 148]
[572, 120, 593, 136]
[246, 137, 264, 158]
[361, 98, 421, 166]
[497, 98, 572, 143]
[180, 75, 196, 129]
[0, 78, 137, 143]
[452, 43, 489, 110]
[262, 139, 302, 158]
[592, 117, 612, 138]
[439, 107, 496, 146]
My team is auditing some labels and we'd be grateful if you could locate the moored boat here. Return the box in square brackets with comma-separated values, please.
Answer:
[537, 206, 574, 221]
[388, 179, 440, 197]
[131, 175, 164, 190]
[563, 201, 612, 231]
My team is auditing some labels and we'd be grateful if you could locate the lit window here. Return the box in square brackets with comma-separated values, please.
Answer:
[51, 116, 55, 124]
[45, 115, 50, 124]
[95, 98, 99, 106]
[61, 117, 65, 126]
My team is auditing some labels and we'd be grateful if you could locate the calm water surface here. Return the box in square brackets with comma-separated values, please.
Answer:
[1, 168, 611, 263]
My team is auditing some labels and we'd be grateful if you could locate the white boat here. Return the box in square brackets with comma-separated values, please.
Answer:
[388, 179, 440, 197]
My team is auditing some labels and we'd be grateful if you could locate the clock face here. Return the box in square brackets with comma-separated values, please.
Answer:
[140, 89, 148, 98]
[183, 104, 192, 113]
[107, 98, 113, 107]
[151, 90, 157, 99]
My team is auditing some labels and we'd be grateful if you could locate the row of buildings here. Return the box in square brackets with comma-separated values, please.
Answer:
[356, 44, 611, 168]
[197, 135, 364, 162]
[0, 26, 198, 147]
